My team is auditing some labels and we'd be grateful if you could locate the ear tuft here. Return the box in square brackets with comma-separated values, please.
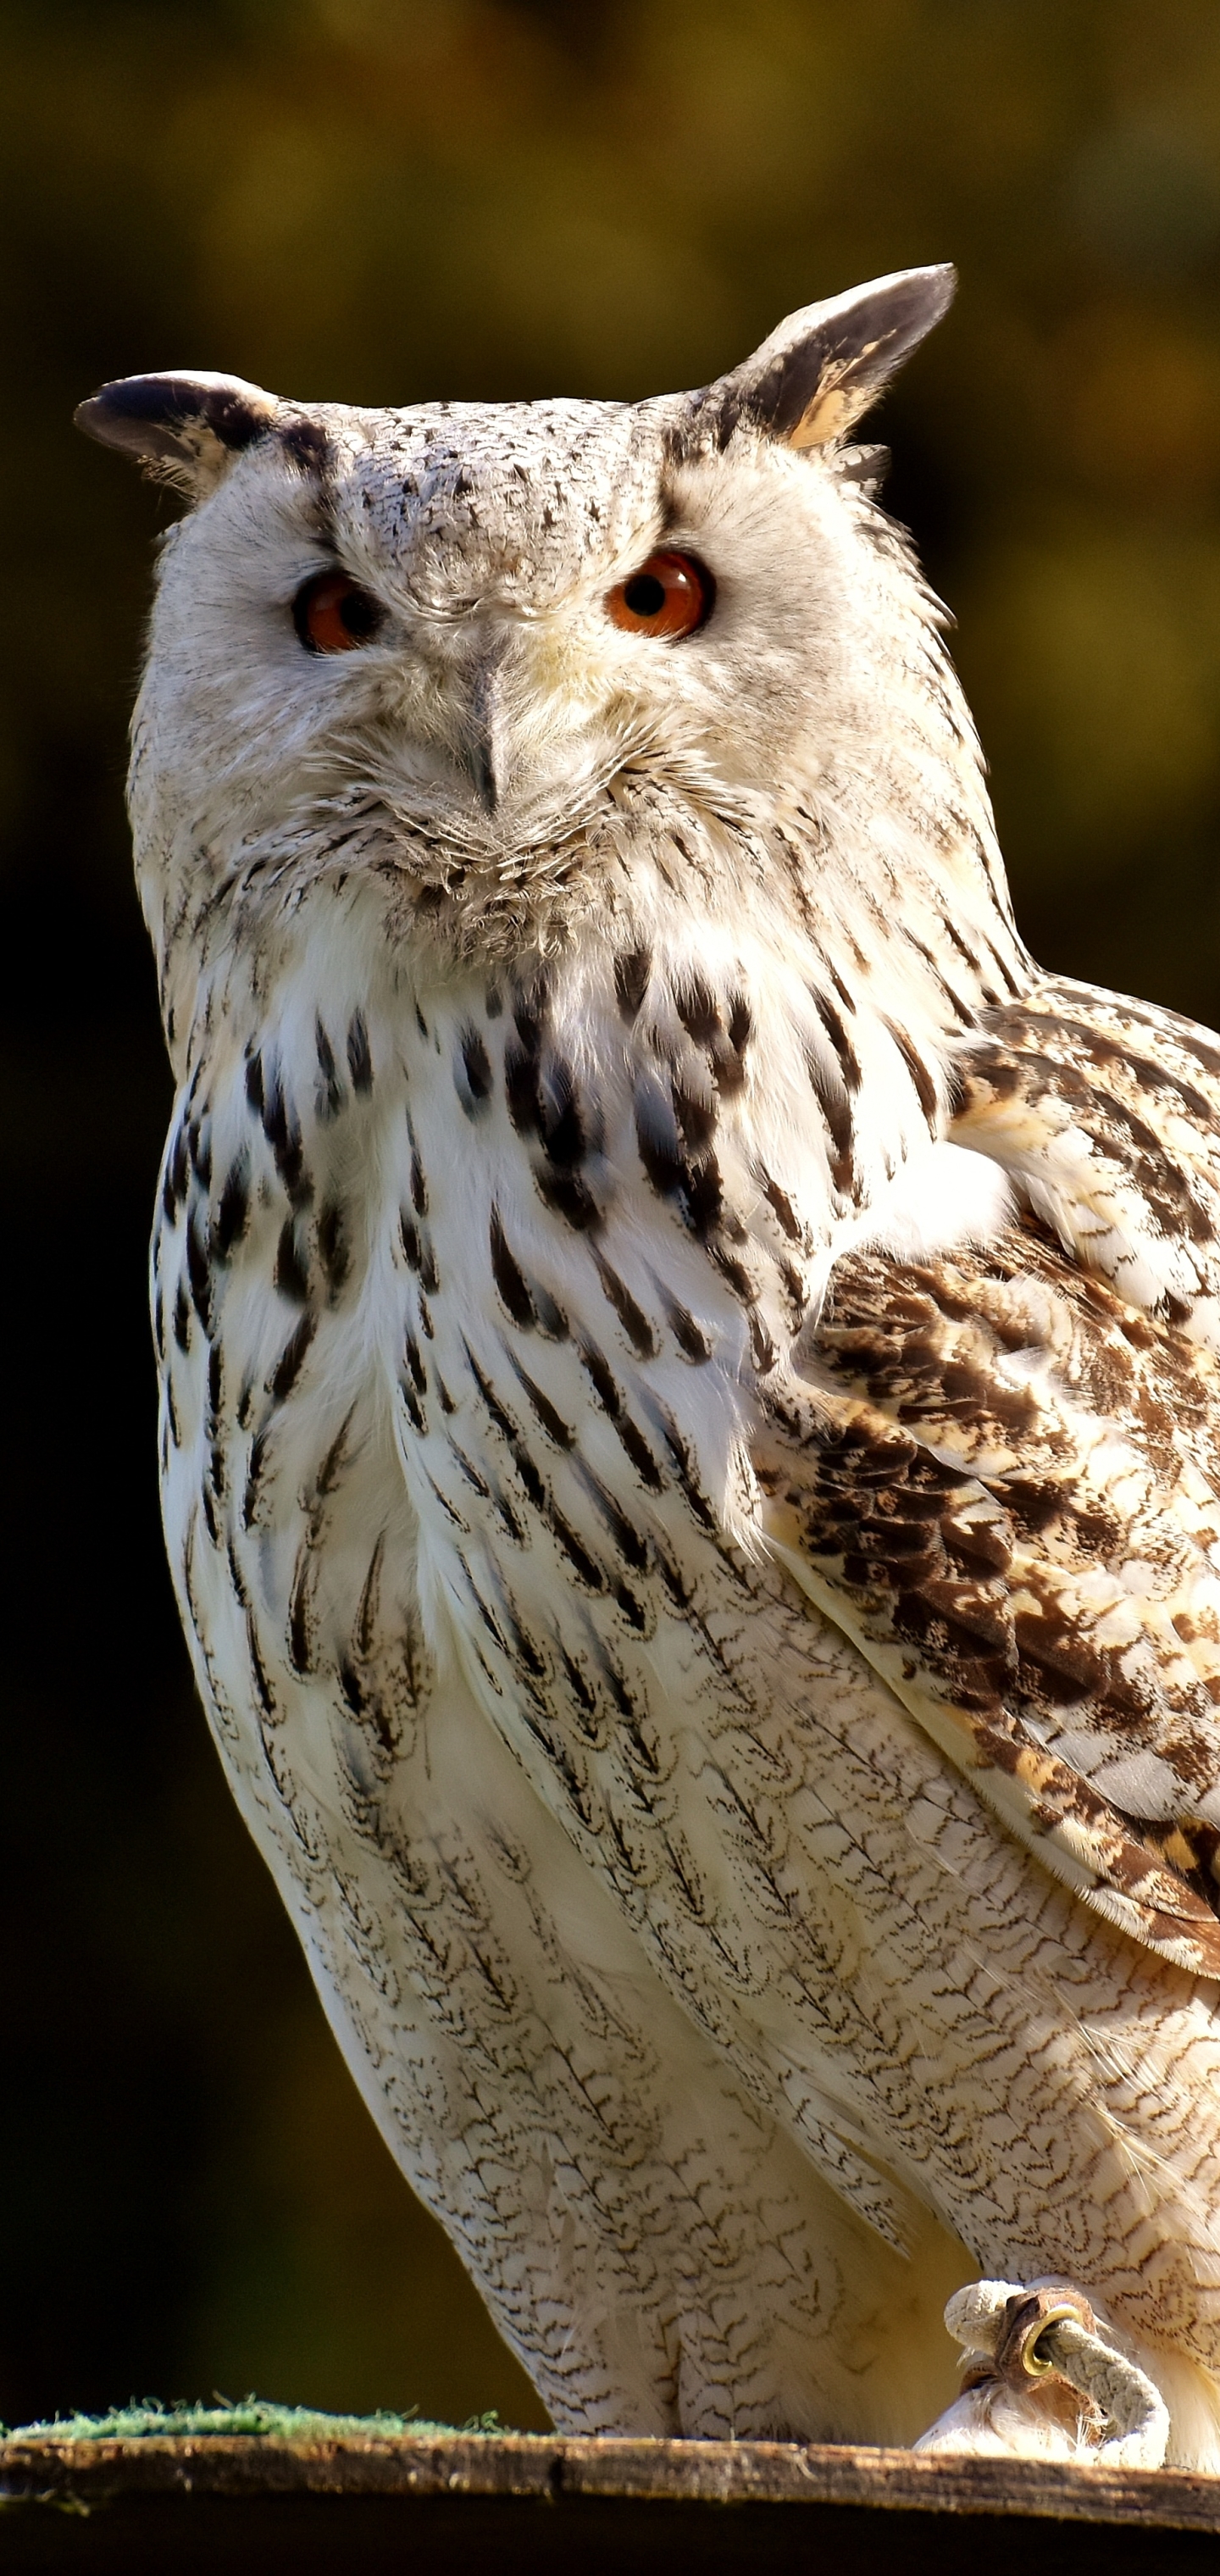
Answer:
[688, 266, 956, 457]
[73, 370, 280, 498]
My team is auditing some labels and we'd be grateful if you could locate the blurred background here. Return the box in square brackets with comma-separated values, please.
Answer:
[4, 0, 1220, 2434]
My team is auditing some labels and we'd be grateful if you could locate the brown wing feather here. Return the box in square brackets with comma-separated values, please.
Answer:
[755, 1220, 1220, 1975]
[949, 976, 1220, 1342]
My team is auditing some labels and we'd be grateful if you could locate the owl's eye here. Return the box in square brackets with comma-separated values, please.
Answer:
[606, 551, 713, 640]
[292, 569, 384, 654]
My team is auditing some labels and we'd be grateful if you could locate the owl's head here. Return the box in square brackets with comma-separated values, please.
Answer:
[78, 268, 979, 981]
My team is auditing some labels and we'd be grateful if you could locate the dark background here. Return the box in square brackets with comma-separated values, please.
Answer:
[5, 0, 1220, 2434]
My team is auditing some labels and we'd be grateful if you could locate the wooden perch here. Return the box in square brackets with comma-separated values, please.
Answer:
[3, 2431, 1220, 2573]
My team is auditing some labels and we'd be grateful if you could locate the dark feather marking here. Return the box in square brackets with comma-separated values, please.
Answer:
[314, 1405, 358, 1497]
[403, 1330, 427, 1393]
[712, 1246, 756, 1303]
[424, 1468, 471, 1534]
[595, 1646, 638, 1722]
[940, 910, 982, 975]
[214, 1156, 250, 1257]
[261, 1064, 313, 1207]
[614, 946, 651, 1020]
[490, 1210, 536, 1328]
[536, 1059, 585, 1168]
[506, 1352, 574, 1448]
[615, 1411, 666, 1491]
[663, 1295, 713, 1363]
[242, 1427, 270, 1530]
[761, 1173, 803, 1243]
[186, 1213, 213, 1331]
[247, 1612, 277, 1717]
[615, 1579, 649, 1634]
[547, 1503, 606, 1591]
[245, 1051, 264, 1116]
[884, 1019, 940, 1130]
[812, 988, 861, 1091]
[575, 1463, 650, 1571]
[400, 1212, 422, 1270]
[355, 1534, 386, 1663]
[163, 1122, 190, 1221]
[683, 1154, 725, 1237]
[512, 978, 549, 1058]
[347, 1012, 374, 1094]
[650, 1406, 717, 1530]
[653, 1541, 690, 1608]
[635, 1103, 685, 1199]
[317, 1198, 350, 1297]
[399, 1374, 426, 1434]
[463, 1342, 547, 1509]
[580, 1341, 675, 1485]
[591, 1250, 657, 1357]
[315, 1017, 346, 1119]
[463, 1341, 522, 1446]
[269, 1311, 317, 1403]
[561, 1648, 599, 1717]
[901, 927, 976, 1029]
[535, 1165, 601, 1230]
[581, 1339, 668, 1484]
[288, 1546, 317, 1675]
[806, 1048, 855, 1191]
[674, 975, 720, 1045]
[458, 1026, 493, 1117]
[672, 1080, 717, 1152]
[505, 1037, 543, 1136]
[728, 992, 752, 1055]
[274, 1218, 311, 1305]
[337, 1655, 369, 1717]
[491, 1483, 527, 1546]
[173, 1280, 191, 1354]
[749, 1311, 778, 1374]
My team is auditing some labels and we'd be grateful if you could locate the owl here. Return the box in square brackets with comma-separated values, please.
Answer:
[75, 266, 1220, 2468]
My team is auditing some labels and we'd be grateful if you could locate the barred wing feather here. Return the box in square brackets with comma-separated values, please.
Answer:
[757, 1224, 1220, 1977]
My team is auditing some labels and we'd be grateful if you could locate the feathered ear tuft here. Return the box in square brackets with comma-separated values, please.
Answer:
[687, 265, 956, 456]
[73, 370, 281, 498]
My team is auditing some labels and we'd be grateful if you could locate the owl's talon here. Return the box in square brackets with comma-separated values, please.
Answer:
[913, 2279, 1170, 2468]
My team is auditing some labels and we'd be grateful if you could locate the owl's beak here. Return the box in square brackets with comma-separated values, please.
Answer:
[458, 632, 511, 815]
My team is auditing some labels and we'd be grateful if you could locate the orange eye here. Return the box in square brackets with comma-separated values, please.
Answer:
[606, 550, 713, 640]
[293, 569, 383, 654]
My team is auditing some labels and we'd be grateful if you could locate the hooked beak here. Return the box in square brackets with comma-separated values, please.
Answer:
[460, 632, 511, 815]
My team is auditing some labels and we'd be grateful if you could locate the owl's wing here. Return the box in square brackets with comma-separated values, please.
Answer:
[948, 975, 1220, 1349]
[754, 1220, 1220, 1975]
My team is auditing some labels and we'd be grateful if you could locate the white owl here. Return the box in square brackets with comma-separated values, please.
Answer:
[76, 268, 1220, 2468]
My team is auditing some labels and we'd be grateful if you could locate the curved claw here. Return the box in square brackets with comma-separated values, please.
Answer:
[914, 2278, 1169, 2468]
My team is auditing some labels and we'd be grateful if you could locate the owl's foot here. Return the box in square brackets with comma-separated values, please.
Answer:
[912, 2279, 1169, 2467]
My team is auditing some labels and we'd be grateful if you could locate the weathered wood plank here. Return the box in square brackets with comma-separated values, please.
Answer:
[3, 2434, 1219, 2573]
